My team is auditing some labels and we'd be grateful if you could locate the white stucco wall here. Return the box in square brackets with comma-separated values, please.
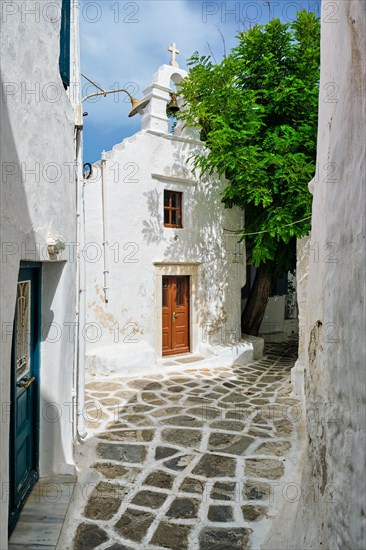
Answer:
[84, 64, 246, 373]
[270, 2, 366, 548]
[242, 262, 299, 343]
[259, 295, 287, 336]
[291, 236, 310, 396]
[0, 1, 80, 545]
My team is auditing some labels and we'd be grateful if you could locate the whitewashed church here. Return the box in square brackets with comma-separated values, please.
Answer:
[84, 46, 258, 374]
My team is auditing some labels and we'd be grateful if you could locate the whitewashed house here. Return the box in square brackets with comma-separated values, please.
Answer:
[84, 55, 259, 375]
[0, 1, 81, 545]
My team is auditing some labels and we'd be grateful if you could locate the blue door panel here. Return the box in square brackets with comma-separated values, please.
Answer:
[16, 440, 29, 490]
[9, 264, 40, 534]
[16, 390, 29, 428]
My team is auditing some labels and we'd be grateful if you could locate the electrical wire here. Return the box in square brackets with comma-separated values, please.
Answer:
[224, 215, 312, 236]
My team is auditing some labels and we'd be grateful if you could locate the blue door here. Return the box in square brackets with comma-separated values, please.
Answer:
[9, 264, 40, 533]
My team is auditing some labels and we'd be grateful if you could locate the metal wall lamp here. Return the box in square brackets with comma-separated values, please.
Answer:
[76, 73, 150, 126]
[82, 88, 150, 117]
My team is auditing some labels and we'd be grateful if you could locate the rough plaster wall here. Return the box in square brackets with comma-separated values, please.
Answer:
[296, 237, 310, 362]
[291, 236, 310, 396]
[289, 2, 366, 548]
[0, 1, 78, 545]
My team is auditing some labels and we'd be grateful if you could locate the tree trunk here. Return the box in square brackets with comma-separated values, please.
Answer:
[241, 265, 274, 336]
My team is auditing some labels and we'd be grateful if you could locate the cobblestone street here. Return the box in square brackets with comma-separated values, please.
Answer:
[60, 341, 302, 550]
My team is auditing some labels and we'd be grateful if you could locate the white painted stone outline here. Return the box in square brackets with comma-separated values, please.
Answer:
[154, 262, 202, 360]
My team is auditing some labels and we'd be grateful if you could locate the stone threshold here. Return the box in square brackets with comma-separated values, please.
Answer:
[159, 353, 206, 367]
[8, 474, 76, 549]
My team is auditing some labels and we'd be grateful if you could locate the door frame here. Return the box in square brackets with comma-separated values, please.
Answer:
[8, 262, 41, 534]
[154, 262, 201, 358]
[162, 275, 190, 356]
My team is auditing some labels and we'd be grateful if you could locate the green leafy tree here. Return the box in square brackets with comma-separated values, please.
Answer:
[178, 11, 320, 335]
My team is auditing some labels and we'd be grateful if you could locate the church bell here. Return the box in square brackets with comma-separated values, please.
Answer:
[167, 92, 180, 114]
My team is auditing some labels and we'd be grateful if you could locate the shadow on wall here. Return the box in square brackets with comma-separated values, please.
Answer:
[0, 65, 38, 364]
[142, 189, 164, 244]
[0, 67, 37, 542]
[0, 68, 71, 538]
[41, 262, 67, 343]
[141, 136, 243, 331]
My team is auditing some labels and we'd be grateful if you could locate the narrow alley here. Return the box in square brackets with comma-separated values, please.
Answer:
[2, 2, 365, 549]
[58, 340, 302, 550]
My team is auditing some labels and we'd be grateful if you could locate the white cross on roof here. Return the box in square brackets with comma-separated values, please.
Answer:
[168, 43, 180, 68]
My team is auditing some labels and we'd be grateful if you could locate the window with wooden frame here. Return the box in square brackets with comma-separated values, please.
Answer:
[164, 190, 182, 228]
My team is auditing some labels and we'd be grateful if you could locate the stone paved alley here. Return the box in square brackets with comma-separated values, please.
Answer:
[59, 340, 302, 550]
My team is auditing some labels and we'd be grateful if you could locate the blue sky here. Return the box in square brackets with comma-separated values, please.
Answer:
[80, 0, 320, 163]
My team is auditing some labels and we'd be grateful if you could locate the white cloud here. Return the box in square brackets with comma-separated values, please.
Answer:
[79, 0, 319, 161]
[80, 0, 238, 130]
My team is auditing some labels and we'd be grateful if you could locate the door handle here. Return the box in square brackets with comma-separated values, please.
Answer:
[17, 376, 35, 389]
[172, 312, 177, 322]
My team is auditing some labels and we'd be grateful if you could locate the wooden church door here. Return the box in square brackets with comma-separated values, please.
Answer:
[162, 276, 190, 356]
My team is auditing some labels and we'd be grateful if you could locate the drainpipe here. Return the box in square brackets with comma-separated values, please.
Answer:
[75, 129, 87, 441]
[101, 150, 109, 303]
[71, 0, 87, 441]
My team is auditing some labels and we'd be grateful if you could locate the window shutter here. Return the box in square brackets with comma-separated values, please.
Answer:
[59, 0, 71, 88]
